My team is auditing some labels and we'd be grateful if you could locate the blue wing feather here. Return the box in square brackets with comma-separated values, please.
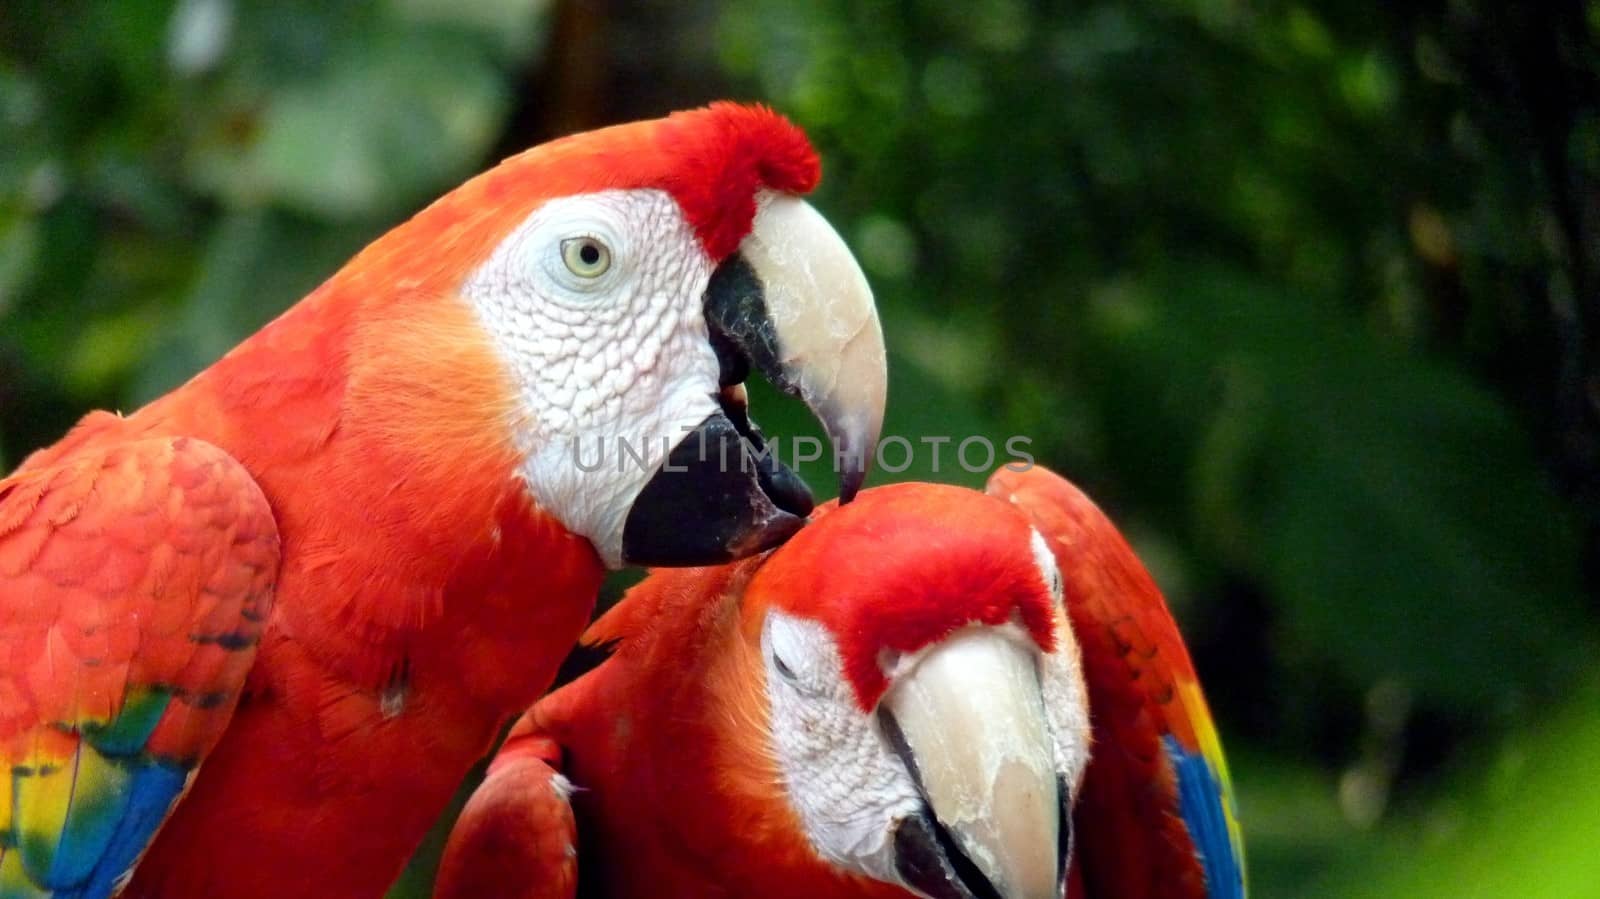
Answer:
[67, 763, 188, 899]
[5, 691, 193, 899]
[1163, 735, 1245, 899]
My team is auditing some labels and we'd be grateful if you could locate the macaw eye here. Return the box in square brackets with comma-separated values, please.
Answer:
[560, 236, 611, 278]
[772, 653, 799, 683]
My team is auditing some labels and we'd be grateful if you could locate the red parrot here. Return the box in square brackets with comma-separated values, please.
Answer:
[436, 466, 1246, 899]
[0, 103, 887, 898]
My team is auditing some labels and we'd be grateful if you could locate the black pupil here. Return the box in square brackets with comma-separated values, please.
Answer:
[579, 242, 600, 265]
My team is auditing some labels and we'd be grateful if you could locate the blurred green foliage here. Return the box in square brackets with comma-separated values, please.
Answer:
[3, 0, 1598, 896]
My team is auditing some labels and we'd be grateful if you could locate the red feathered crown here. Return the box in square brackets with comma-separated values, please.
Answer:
[750, 483, 1061, 710]
[652, 102, 822, 259]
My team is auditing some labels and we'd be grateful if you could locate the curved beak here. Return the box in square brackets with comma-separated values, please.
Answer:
[881, 628, 1067, 899]
[620, 195, 886, 567]
[704, 195, 887, 504]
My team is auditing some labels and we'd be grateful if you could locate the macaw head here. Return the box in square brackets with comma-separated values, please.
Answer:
[736, 482, 1091, 899]
[355, 103, 885, 568]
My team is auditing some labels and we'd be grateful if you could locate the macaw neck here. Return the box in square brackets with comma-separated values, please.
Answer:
[129, 279, 605, 703]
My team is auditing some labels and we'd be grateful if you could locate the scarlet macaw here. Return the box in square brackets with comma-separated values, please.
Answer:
[0, 103, 886, 898]
[436, 466, 1246, 899]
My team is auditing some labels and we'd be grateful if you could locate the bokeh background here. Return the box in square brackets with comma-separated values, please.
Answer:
[4, 1, 1599, 896]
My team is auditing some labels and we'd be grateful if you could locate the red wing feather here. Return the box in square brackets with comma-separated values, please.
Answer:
[0, 436, 279, 895]
[988, 466, 1245, 899]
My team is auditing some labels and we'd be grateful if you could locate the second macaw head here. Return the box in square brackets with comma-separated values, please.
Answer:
[344, 103, 885, 568]
[727, 483, 1091, 899]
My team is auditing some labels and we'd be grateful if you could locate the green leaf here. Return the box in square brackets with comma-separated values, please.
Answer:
[384, 0, 550, 64]
[1314, 675, 1600, 898]
[1085, 263, 1592, 709]
[0, 212, 39, 320]
[130, 208, 372, 403]
[187, 27, 510, 219]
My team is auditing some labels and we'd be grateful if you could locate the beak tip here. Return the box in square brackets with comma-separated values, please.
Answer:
[838, 467, 866, 505]
[826, 417, 880, 506]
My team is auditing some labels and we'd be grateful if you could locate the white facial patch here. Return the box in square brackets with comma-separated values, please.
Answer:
[461, 189, 722, 567]
[1030, 527, 1092, 796]
[762, 611, 921, 885]
[1031, 528, 1064, 605]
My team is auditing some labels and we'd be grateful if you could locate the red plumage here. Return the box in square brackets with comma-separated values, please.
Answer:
[0, 437, 278, 763]
[748, 483, 1058, 708]
[0, 102, 828, 897]
[435, 720, 578, 899]
[653, 102, 822, 259]
[438, 469, 1244, 898]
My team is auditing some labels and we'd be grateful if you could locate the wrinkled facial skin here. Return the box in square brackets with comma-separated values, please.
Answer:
[462, 189, 724, 565]
[763, 613, 923, 885]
